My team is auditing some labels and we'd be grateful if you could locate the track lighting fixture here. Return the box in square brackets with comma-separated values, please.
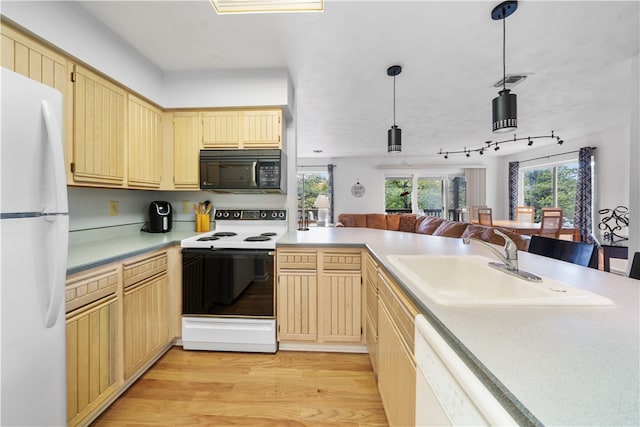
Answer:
[491, 1, 519, 133]
[438, 131, 563, 158]
[387, 65, 402, 153]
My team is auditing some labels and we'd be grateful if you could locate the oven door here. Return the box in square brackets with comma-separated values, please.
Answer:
[182, 248, 274, 317]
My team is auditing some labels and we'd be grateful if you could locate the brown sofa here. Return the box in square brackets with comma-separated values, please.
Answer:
[336, 213, 530, 251]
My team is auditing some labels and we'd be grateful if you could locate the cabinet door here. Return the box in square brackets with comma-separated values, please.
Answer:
[123, 274, 170, 379]
[319, 272, 362, 342]
[242, 109, 282, 148]
[277, 272, 317, 341]
[66, 296, 118, 426]
[128, 95, 161, 188]
[1, 24, 67, 94]
[378, 301, 416, 427]
[173, 112, 201, 189]
[71, 64, 126, 185]
[202, 111, 241, 148]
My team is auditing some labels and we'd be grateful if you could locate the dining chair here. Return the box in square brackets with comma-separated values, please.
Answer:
[477, 207, 493, 226]
[460, 207, 470, 222]
[539, 208, 563, 239]
[628, 252, 640, 280]
[470, 205, 487, 223]
[528, 235, 598, 268]
[515, 206, 534, 223]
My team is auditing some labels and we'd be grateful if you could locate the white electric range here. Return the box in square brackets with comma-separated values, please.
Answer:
[180, 209, 288, 353]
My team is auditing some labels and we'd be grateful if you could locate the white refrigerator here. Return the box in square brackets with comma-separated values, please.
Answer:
[1, 67, 68, 426]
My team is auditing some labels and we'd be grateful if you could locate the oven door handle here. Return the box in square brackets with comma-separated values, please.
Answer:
[183, 248, 274, 256]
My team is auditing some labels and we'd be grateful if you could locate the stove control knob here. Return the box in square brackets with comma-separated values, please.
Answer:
[222, 211, 229, 218]
[278, 211, 286, 218]
[233, 211, 241, 218]
[271, 211, 278, 218]
[260, 211, 267, 218]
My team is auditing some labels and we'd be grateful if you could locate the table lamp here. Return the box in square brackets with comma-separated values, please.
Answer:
[314, 195, 330, 227]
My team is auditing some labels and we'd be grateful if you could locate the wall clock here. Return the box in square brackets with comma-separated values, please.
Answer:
[351, 181, 366, 198]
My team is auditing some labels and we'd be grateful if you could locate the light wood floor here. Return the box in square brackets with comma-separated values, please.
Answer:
[92, 347, 388, 426]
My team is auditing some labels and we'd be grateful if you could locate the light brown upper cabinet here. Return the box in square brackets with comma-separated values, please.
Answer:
[242, 109, 282, 148]
[202, 110, 241, 148]
[127, 95, 162, 189]
[1, 23, 72, 183]
[172, 112, 202, 190]
[70, 64, 126, 186]
[202, 108, 282, 149]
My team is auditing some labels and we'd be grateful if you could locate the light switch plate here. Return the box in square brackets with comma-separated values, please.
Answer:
[109, 201, 119, 216]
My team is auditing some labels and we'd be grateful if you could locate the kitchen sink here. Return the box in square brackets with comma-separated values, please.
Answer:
[386, 254, 614, 307]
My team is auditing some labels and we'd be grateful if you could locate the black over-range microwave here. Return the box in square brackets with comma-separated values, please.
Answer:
[199, 149, 287, 194]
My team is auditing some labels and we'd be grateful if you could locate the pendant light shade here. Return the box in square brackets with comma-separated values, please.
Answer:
[388, 125, 401, 153]
[491, 1, 518, 133]
[492, 88, 517, 132]
[387, 65, 402, 153]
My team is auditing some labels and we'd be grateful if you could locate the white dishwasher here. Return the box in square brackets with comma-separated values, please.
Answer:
[414, 315, 518, 426]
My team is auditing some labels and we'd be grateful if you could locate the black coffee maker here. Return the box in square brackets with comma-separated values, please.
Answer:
[148, 201, 172, 233]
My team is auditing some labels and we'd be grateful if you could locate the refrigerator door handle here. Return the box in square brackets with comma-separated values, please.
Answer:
[43, 215, 68, 328]
[41, 99, 68, 216]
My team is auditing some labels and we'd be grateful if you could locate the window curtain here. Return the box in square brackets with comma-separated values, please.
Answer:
[328, 164, 335, 224]
[508, 161, 519, 220]
[575, 147, 594, 243]
[464, 168, 487, 209]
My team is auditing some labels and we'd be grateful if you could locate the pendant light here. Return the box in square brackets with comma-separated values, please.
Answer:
[387, 65, 402, 153]
[491, 1, 518, 133]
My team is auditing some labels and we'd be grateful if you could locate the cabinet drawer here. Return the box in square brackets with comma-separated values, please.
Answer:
[123, 252, 168, 288]
[322, 250, 361, 271]
[378, 269, 418, 352]
[278, 249, 317, 270]
[66, 266, 118, 313]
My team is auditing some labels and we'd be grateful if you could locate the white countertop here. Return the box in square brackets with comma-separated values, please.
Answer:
[277, 227, 640, 427]
[67, 225, 198, 275]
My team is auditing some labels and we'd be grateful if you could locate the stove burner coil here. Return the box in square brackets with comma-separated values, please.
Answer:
[197, 236, 220, 241]
[244, 235, 271, 242]
[212, 232, 237, 237]
[261, 232, 277, 236]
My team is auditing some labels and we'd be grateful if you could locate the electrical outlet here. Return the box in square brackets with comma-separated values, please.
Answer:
[109, 201, 119, 216]
[182, 200, 191, 213]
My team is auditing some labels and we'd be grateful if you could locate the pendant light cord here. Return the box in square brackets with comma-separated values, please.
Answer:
[393, 74, 397, 126]
[502, 8, 506, 91]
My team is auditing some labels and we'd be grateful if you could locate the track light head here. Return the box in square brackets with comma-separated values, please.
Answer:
[444, 153, 449, 159]
[557, 138, 564, 145]
[527, 137, 533, 146]
[479, 149, 484, 155]
[494, 145, 500, 151]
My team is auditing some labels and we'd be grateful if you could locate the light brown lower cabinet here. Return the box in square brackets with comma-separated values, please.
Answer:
[276, 248, 364, 345]
[123, 253, 171, 379]
[377, 268, 418, 427]
[65, 248, 177, 426]
[65, 295, 119, 426]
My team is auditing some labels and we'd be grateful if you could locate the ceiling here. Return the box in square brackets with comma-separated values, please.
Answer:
[76, 0, 640, 161]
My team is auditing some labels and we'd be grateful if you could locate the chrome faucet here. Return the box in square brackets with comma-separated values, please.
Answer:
[462, 229, 542, 282]
[463, 229, 518, 271]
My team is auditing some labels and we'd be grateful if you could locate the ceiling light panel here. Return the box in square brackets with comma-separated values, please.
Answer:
[210, 0, 324, 14]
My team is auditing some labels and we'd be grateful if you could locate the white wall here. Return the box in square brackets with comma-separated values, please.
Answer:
[628, 54, 639, 262]
[1, 1, 166, 101]
[298, 156, 484, 217]
[1, 1, 293, 114]
[68, 187, 288, 231]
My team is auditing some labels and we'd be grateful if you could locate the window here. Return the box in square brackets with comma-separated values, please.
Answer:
[521, 161, 578, 225]
[385, 174, 466, 218]
[385, 177, 412, 213]
[297, 171, 329, 222]
[417, 178, 443, 217]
